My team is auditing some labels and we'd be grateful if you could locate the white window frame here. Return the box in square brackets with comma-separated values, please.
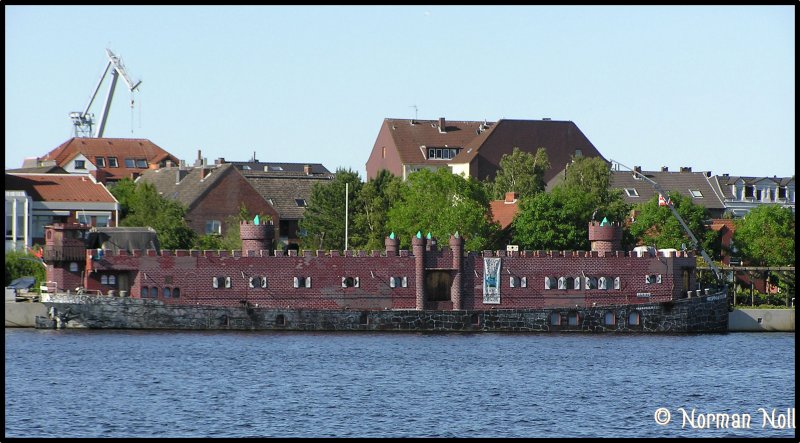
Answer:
[625, 188, 639, 197]
[689, 189, 703, 198]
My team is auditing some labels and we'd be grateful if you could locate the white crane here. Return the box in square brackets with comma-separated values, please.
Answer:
[70, 48, 142, 138]
[611, 159, 724, 283]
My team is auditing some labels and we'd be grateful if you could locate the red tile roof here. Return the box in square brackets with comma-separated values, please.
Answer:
[385, 118, 489, 165]
[41, 137, 178, 181]
[5, 173, 117, 203]
[489, 194, 520, 230]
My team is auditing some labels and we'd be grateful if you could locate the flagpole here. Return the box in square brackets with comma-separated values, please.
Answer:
[345, 182, 349, 251]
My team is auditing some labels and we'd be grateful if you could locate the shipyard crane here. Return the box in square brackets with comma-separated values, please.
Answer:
[610, 159, 724, 283]
[70, 48, 142, 138]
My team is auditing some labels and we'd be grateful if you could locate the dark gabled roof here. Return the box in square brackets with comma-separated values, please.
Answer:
[86, 226, 160, 253]
[462, 119, 606, 183]
[384, 118, 490, 165]
[5, 173, 117, 203]
[228, 161, 332, 175]
[137, 164, 236, 210]
[611, 170, 726, 210]
[240, 170, 334, 220]
[41, 138, 179, 181]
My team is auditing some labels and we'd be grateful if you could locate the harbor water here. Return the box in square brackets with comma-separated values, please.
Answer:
[4, 329, 795, 438]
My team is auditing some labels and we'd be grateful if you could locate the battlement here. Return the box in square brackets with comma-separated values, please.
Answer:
[89, 247, 695, 259]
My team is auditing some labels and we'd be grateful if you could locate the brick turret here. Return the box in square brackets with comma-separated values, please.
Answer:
[240, 220, 274, 255]
[412, 234, 426, 310]
[385, 234, 399, 256]
[449, 233, 464, 310]
[589, 220, 622, 253]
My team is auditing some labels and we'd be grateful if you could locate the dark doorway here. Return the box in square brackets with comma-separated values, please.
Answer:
[425, 271, 452, 302]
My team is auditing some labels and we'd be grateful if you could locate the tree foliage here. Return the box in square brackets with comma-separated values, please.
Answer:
[511, 186, 596, 251]
[299, 168, 363, 251]
[491, 147, 549, 199]
[5, 250, 47, 289]
[387, 168, 498, 251]
[628, 191, 717, 253]
[351, 169, 402, 251]
[733, 204, 795, 266]
[110, 181, 197, 250]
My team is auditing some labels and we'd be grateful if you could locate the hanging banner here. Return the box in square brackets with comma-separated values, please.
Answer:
[483, 257, 501, 304]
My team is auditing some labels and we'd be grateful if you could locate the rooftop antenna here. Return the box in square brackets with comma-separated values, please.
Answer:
[409, 104, 418, 122]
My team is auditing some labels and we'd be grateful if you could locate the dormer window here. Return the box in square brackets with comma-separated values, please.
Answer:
[108, 157, 119, 168]
[427, 148, 459, 160]
[74, 160, 86, 170]
[95, 157, 106, 168]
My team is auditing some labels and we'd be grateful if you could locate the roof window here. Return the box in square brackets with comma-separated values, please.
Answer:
[689, 189, 703, 198]
[625, 188, 639, 197]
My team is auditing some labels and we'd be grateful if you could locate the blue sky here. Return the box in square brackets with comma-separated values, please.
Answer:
[5, 5, 795, 179]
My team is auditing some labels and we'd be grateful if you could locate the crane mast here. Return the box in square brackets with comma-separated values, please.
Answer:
[70, 48, 142, 138]
[611, 159, 724, 283]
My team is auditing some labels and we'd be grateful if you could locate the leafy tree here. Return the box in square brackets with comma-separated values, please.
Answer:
[5, 250, 47, 290]
[628, 191, 718, 254]
[733, 205, 795, 266]
[299, 168, 363, 251]
[387, 168, 499, 251]
[108, 177, 137, 219]
[351, 169, 402, 251]
[491, 147, 549, 199]
[111, 181, 197, 250]
[511, 186, 596, 251]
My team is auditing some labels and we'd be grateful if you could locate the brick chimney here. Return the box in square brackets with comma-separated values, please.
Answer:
[304, 164, 312, 175]
[505, 192, 518, 203]
[438, 117, 446, 133]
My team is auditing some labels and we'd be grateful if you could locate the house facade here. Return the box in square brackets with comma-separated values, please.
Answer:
[709, 175, 795, 217]
[138, 157, 334, 249]
[5, 173, 119, 251]
[366, 117, 605, 184]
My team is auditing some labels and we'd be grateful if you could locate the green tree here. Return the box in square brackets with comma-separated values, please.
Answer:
[299, 168, 363, 251]
[5, 250, 47, 290]
[387, 168, 498, 251]
[628, 191, 718, 253]
[108, 177, 137, 219]
[511, 186, 596, 251]
[733, 205, 795, 266]
[351, 169, 402, 251]
[112, 181, 197, 250]
[491, 147, 549, 199]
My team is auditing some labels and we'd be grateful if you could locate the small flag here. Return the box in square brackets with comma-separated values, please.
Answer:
[658, 194, 671, 207]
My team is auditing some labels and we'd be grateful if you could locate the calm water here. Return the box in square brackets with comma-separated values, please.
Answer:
[4, 329, 795, 438]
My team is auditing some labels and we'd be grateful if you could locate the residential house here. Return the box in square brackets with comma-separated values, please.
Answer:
[366, 117, 605, 185]
[5, 173, 119, 251]
[233, 161, 334, 247]
[138, 158, 334, 248]
[709, 175, 795, 217]
[32, 137, 179, 185]
[137, 163, 279, 243]
[610, 166, 727, 218]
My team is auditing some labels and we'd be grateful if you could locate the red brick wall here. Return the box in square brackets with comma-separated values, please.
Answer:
[187, 170, 279, 237]
[86, 246, 695, 310]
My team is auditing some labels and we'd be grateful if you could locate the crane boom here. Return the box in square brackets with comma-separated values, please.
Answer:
[70, 48, 142, 138]
[611, 159, 724, 282]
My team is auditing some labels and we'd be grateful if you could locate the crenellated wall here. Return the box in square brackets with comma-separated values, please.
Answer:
[47, 223, 701, 312]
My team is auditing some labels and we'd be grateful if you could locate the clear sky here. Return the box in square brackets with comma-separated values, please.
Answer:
[5, 5, 795, 179]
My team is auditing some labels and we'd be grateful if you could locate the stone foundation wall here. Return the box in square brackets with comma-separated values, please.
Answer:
[38, 290, 729, 333]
